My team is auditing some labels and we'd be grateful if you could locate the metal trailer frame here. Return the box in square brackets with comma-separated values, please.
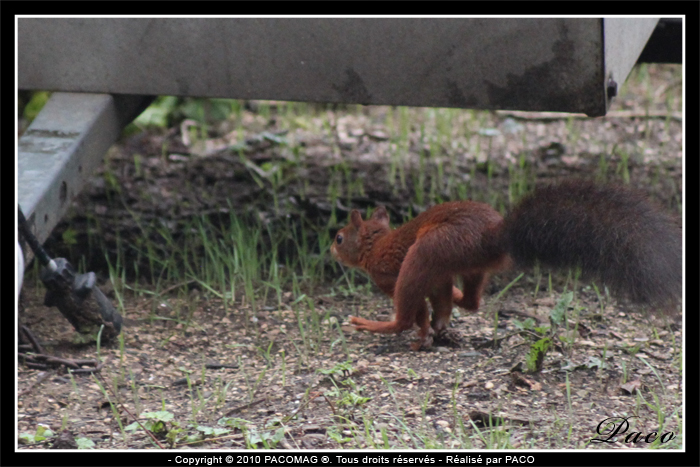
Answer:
[18, 17, 671, 247]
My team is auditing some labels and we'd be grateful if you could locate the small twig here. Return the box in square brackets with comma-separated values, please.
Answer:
[472, 331, 519, 349]
[72, 358, 103, 366]
[321, 394, 337, 418]
[45, 357, 81, 369]
[205, 363, 239, 370]
[20, 325, 44, 354]
[224, 397, 268, 417]
[282, 390, 322, 424]
[18, 352, 102, 373]
[69, 362, 105, 374]
[496, 109, 682, 121]
[18, 352, 38, 361]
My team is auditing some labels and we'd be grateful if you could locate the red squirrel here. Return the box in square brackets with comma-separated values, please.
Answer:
[331, 181, 682, 350]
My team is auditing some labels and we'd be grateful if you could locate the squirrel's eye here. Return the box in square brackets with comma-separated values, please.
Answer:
[336, 234, 343, 245]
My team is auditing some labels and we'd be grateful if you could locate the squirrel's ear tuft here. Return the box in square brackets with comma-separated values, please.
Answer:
[371, 206, 390, 226]
[350, 210, 363, 228]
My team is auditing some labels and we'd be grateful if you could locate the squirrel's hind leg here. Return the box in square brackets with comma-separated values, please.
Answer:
[429, 278, 455, 334]
[453, 272, 489, 311]
[394, 238, 457, 350]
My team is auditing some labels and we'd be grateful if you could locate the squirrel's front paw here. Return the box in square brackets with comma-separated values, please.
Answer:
[349, 316, 368, 331]
[410, 334, 434, 351]
[410, 326, 434, 350]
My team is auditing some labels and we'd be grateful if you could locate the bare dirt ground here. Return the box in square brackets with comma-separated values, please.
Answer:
[17, 64, 683, 450]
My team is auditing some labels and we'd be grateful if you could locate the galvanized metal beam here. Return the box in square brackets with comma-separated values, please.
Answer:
[603, 18, 660, 105]
[18, 93, 154, 246]
[18, 18, 660, 117]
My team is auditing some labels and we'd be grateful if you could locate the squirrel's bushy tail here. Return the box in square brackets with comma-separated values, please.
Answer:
[501, 181, 682, 310]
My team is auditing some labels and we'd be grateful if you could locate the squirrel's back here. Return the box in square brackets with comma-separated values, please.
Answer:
[502, 181, 682, 310]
